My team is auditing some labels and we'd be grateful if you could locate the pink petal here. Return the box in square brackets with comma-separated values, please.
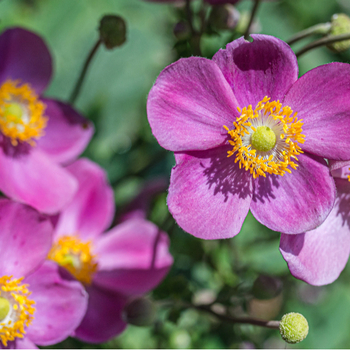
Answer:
[0, 147, 78, 214]
[73, 285, 127, 344]
[93, 219, 173, 295]
[0, 199, 53, 279]
[167, 146, 252, 239]
[283, 63, 350, 160]
[280, 178, 350, 285]
[36, 99, 94, 165]
[54, 158, 115, 240]
[250, 152, 336, 234]
[0, 27, 52, 95]
[24, 261, 88, 346]
[147, 57, 240, 152]
[15, 337, 38, 349]
[212, 34, 298, 108]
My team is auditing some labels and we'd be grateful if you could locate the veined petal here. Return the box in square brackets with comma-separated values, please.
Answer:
[212, 34, 298, 108]
[147, 57, 240, 152]
[168, 146, 252, 239]
[280, 178, 350, 286]
[284, 63, 350, 160]
[250, 152, 336, 234]
[0, 27, 52, 95]
[36, 99, 94, 165]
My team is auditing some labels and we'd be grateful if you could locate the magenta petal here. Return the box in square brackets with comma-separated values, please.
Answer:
[24, 261, 88, 346]
[147, 57, 240, 152]
[93, 219, 173, 295]
[212, 35, 298, 108]
[284, 63, 350, 160]
[74, 285, 127, 344]
[167, 146, 252, 239]
[54, 158, 115, 240]
[329, 160, 350, 179]
[0, 200, 52, 279]
[14, 337, 37, 349]
[280, 178, 350, 285]
[0, 148, 78, 214]
[250, 152, 336, 234]
[36, 99, 94, 164]
[0, 28, 52, 95]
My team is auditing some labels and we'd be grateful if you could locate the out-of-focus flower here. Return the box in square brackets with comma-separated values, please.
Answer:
[47, 158, 173, 343]
[280, 160, 350, 286]
[0, 200, 87, 349]
[0, 27, 93, 214]
[147, 34, 350, 239]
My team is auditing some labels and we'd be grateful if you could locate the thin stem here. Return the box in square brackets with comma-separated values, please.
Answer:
[296, 32, 350, 57]
[185, 0, 195, 37]
[244, 0, 261, 40]
[69, 38, 102, 105]
[286, 22, 331, 46]
[185, 0, 202, 56]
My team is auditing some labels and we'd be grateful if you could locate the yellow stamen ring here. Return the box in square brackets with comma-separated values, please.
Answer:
[224, 96, 305, 179]
[0, 80, 47, 146]
[0, 276, 35, 346]
[48, 235, 98, 285]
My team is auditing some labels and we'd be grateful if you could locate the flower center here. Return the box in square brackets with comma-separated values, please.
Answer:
[0, 80, 47, 146]
[47, 235, 98, 285]
[0, 276, 35, 347]
[224, 96, 305, 179]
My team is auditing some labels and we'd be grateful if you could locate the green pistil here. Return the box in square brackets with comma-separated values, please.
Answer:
[0, 297, 10, 321]
[4, 103, 24, 122]
[251, 126, 276, 152]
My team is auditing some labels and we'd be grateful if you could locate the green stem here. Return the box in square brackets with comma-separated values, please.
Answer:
[244, 0, 261, 40]
[286, 22, 331, 45]
[69, 38, 102, 105]
[295, 32, 350, 57]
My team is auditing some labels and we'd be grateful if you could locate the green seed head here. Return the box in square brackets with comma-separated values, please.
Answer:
[327, 14, 350, 52]
[279, 312, 309, 344]
[0, 297, 10, 322]
[251, 126, 276, 152]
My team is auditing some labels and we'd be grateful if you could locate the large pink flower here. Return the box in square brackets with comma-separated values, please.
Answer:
[0, 27, 93, 214]
[47, 158, 173, 343]
[280, 161, 350, 286]
[0, 200, 87, 349]
[147, 35, 350, 239]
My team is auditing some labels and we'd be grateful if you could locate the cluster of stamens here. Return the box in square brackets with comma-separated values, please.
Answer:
[0, 276, 35, 346]
[224, 96, 305, 178]
[48, 235, 98, 285]
[0, 80, 47, 146]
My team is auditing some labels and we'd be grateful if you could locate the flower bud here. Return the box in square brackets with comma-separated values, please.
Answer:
[279, 312, 309, 344]
[252, 275, 282, 300]
[327, 14, 350, 52]
[208, 5, 240, 31]
[123, 297, 156, 327]
[99, 15, 126, 50]
[173, 21, 191, 41]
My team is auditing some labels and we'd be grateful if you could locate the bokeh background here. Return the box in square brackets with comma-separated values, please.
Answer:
[1, 0, 350, 348]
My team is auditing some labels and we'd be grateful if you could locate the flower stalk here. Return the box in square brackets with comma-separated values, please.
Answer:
[244, 0, 261, 39]
[286, 22, 331, 45]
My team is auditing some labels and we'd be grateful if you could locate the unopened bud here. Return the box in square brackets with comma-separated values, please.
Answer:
[99, 15, 126, 50]
[279, 312, 309, 344]
[208, 5, 240, 31]
[173, 21, 191, 41]
[327, 14, 350, 52]
[123, 298, 156, 327]
[252, 275, 282, 300]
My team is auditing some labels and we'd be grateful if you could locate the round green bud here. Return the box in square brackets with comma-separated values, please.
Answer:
[279, 312, 309, 344]
[123, 297, 156, 327]
[99, 15, 126, 50]
[251, 126, 276, 152]
[0, 297, 10, 321]
[327, 14, 350, 52]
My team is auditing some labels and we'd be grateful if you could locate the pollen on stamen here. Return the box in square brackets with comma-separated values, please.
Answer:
[224, 96, 305, 178]
[0, 80, 47, 147]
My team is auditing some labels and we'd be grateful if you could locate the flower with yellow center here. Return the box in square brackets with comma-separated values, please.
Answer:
[0, 276, 35, 347]
[0, 80, 47, 146]
[224, 96, 305, 179]
[48, 235, 98, 285]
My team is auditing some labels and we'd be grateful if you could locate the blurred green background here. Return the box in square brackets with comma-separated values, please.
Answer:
[2, 0, 350, 348]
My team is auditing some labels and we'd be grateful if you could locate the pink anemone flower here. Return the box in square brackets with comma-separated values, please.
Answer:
[47, 158, 173, 343]
[280, 161, 350, 286]
[0, 200, 87, 349]
[0, 27, 93, 214]
[147, 34, 350, 239]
